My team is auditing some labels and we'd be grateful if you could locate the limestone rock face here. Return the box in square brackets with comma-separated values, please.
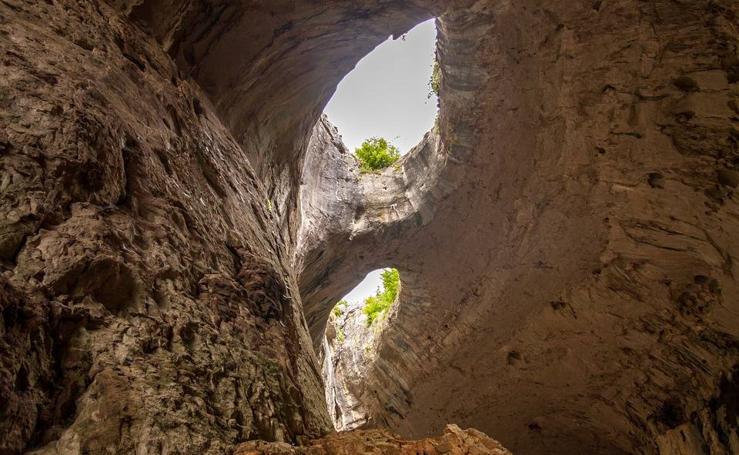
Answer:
[234, 424, 512, 455]
[116, 0, 473, 252]
[296, 2, 739, 454]
[322, 301, 393, 431]
[1, 0, 738, 454]
[297, 116, 446, 346]
[0, 1, 330, 453]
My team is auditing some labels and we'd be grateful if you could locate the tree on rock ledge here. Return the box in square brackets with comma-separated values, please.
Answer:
[354, 137, 401, 172]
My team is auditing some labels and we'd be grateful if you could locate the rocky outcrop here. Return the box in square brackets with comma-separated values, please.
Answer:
[234, 424, 511, 455]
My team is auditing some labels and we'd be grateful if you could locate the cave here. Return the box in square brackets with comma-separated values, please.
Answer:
[1, 1, 737, 455]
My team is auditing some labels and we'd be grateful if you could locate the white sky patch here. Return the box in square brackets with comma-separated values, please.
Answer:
[324, 19, 438, 155]
[342, 269, 384, 307]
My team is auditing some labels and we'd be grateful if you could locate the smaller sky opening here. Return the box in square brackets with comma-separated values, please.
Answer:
[324, 18, 438, 155]
[342, 269, 385, 307]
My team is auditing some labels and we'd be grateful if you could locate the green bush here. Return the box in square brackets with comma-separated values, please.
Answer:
[354, 137, 401, 172]
[362, 268, 400, 326]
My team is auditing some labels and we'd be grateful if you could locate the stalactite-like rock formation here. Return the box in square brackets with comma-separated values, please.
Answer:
[1, 0, 737, 454]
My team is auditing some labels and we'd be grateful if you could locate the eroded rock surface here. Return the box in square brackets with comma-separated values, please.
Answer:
[1, 0, 737, 454]
[297, 117, 446, 345]
[234, 424, 511, 455]
[321, 300, 399, 431]
[296, 2, 739, 454]
[116, 0, 473, 252]
[0, 1, 330, 453]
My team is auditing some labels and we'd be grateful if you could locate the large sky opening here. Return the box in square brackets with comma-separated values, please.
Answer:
[326, 19, 437, 308]
[324, 18, 438, 156]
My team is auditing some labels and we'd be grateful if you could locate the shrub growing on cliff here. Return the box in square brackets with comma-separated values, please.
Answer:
[428, 60, 440, 99]
[336, 327, 346, 343]
[354, 137, 401, 172]
[363, 268, 400, 326]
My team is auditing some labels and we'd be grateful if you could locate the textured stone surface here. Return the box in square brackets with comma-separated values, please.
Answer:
[297, 116, 446, 345]
[234, 424, 511, 455]
[0, 1, 330, 453]
[322, 299, 397, 431]
[115, 0, 472, 252]
[1, 0, 737, 454]
[296, 2, 739, 454]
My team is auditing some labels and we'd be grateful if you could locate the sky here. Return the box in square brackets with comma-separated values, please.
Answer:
[325, 20, 437, 306]
[324, 18, 438, 155]
[342, 269, 385, 307]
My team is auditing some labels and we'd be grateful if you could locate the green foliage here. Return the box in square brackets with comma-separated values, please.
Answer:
[362, 296, 385, 326]
[336, 327, 345, 343]
[332, 299, 348, 318]
[380, 268, 400, 299]
[428, 60, 440, 99]
[362, 268, 400, 326]
[354, 138, 401, 172]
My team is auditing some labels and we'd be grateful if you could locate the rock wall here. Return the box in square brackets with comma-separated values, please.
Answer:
[296, 2, 739, 455]
[0, 1, 331, 453]
[1, 0, 737, 454]
[322, 300, 395, 431]
[392, 2, 739, 453]
[297, 117, 448, 346]
[114, 0, 466, 252]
